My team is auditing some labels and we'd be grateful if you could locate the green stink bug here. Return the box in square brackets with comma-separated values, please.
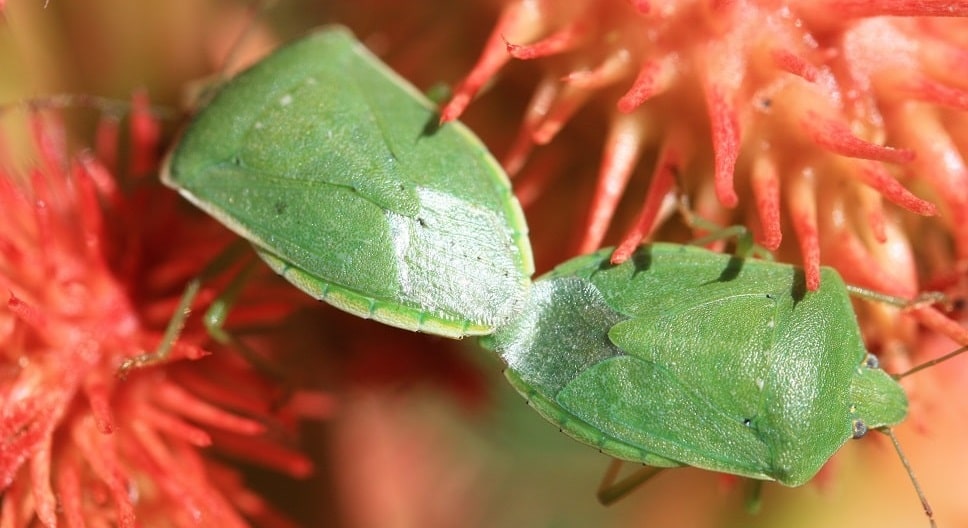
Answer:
[482, 242, 959, 524]
[162, 27, 533, 338]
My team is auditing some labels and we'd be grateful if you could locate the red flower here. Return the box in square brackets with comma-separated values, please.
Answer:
[443, 0, 968, 297]
[0, 95, 328, 527]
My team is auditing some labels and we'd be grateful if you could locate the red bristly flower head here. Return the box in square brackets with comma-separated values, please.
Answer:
[442, 0, 968, 300]
[0, 95, 328, 528]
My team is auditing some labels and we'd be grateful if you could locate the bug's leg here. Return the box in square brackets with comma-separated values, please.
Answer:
[675, 195, 773, 260]
[880, 428, 937, 528]
[201, 255, 259, 351]
[596, 459, 665, 505]
[118, 277, 202, 376]
[423, 82, 453, 106]
[117, 240, 250, 377]
[744, 479, 763, 514]
[844, 285, 947, 311]
[199, 255, 291, 382]
[846, 284, 968, 353]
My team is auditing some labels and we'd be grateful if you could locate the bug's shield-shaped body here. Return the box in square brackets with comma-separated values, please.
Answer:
[483, 243, 907, 486]
[162, 27, 533, 337]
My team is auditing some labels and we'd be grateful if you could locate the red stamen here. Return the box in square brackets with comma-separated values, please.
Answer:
[817, 0, 968, 17]
[208, 430, 314, 478]
[577, 114, 646, 254]
[4, 94, 313, 526]
[142, 405, 213, 446]
[860, 189, 888, 243]
[908, 77, 968, 111]
[170, 340, 210, 361]
[825, 216, 917, 297]
[129, 90, 160, 178]
[787, 170, 821, 290]
[284, 390, 338, 421]
[532, 86, 591, 145]
[29, 438, 56, 527]
[502, 79, 560, 175]
[561, 49, 632, 90]
[750, 155, 782, 250]
[803, 112, 916, 164]
[617, 55, 676, 113]
[84, 380, 116, 434]
[611, 134, 683, 263]
[80, 154, 124, 213]
[56, 461, 85, 528]
[8, 292, 47, 332]
[506, 18, 589, 60]
[891, 103, 968, 258]
[855, 161, 937, 216]
[174, 364, 276, 416]
[771, 49, 820, 82]
[1, 481, 24, 525]
[219, 300, 296, 327]
[29, 112, 67, 179]
[912, 306, 968, 347]
[628, 0, 651, 15]
[155, 382, 265, 435]
[72, 159, 107, 263]
[0, 166, 28, 215]
[509, 149, 564, 207]
[704, 85, 741, 208]
[73, 423, 137, 528]
[0, 401, 44, 488]
[922, 261, 968, 299]
[0, 237, 24, 274]
[29, 169, 54, 273]
[95, 113, 121, 174]
[232, 488, 298, 528]
[128, 423, 250, 528]
[503, 129, 537, 177]
[440, 2, 544, 123]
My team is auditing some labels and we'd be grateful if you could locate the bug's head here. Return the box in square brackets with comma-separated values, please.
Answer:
[848, 354, 908, 435]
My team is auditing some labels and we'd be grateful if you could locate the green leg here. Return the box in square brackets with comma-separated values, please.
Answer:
[200, 255, 291, 381]
[744, 479, 763, 514]
[846, 281, 968, 381]
[596, 459, 666, 506]
[118, 278, 203, 376]
[201, 254, 258, 348]
[844, 284, 946, 310]
[676, 196, 773, 261]
[117, 240, 251, 377]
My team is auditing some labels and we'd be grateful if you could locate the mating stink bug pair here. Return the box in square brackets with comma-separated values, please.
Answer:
[159, 27, 962, 525]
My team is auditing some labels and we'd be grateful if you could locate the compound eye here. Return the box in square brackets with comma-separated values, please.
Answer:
[852, 419, 869, 439]
[863, 354, 880, 369]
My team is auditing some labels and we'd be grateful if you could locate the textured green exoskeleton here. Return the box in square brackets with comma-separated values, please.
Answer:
[162, 27, 533, 337]
[483, 243, 908, 486]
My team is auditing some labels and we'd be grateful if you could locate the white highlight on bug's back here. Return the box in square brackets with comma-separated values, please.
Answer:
[387, 186, 524, 326]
